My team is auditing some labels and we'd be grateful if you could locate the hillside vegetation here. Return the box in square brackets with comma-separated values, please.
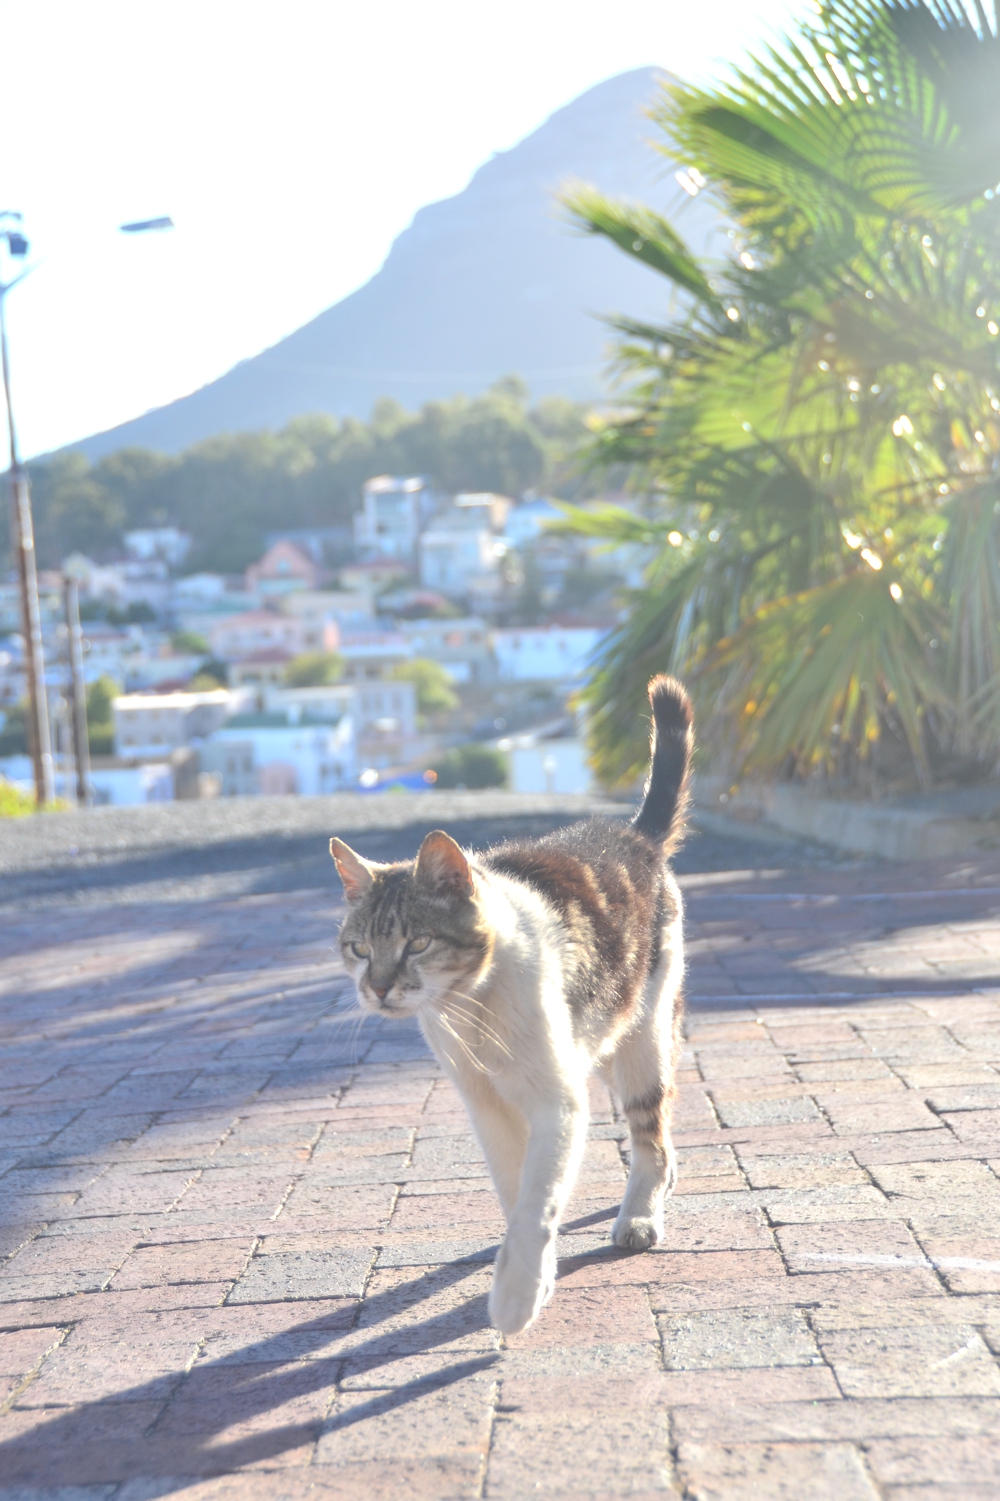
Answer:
[22, 382, 589, 574]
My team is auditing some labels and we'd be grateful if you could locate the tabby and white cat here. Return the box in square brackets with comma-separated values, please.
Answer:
[330, 674, 692, 1335]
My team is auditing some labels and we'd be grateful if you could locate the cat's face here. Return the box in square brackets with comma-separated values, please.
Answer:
[331, 830, 493, 1016]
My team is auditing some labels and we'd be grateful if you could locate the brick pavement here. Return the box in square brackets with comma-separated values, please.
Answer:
[1, 806, 999, 1498]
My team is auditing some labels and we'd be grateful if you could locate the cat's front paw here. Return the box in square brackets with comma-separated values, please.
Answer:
[612, 1214, 662, 1251]
[489, 1241, 555, 1335]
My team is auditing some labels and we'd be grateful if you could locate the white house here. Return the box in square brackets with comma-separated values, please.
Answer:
[398, 617, 494, 684]
[90, 761, 175, 806]
[503, 497, 563, 549]
[279, 589, 375, 637]
[492, 626, 608, 682]
[355, 475, 427, 559]
[208, 706, 356, 795]
[124, 528, 192, 567]
[267, 682, 417, 740]
[196, 738, 258, 797]
[419, 522, 502, 596]
[506, 738, 593, 795]
[112, 689, 237, 757]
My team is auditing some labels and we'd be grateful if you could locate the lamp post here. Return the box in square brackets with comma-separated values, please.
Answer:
[0, 213, 52, 806]
[0, 211, 174, 809]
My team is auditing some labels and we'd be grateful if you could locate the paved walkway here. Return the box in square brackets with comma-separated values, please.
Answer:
[1, 800, 999, 1499]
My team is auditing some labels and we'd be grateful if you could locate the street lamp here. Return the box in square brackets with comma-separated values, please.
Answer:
[0, 211, 174, 809]
[0, 211, 52, 806]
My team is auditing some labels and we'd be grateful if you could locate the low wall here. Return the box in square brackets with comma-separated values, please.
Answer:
[695, 776, 1000, 861]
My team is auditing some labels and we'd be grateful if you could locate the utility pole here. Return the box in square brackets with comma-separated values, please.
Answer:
[63, 574, 92, 806]
[0, 214, 53, 806]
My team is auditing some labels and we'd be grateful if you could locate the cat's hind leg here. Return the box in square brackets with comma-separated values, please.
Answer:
[611, 940, 683, 1251]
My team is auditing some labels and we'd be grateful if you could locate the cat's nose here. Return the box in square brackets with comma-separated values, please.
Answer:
[372, 983, 389, 1000]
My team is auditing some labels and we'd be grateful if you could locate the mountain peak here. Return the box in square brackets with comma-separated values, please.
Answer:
[69, 68, 720, 461]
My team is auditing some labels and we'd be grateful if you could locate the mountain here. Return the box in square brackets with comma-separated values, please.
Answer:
[70, 68, 722, 461]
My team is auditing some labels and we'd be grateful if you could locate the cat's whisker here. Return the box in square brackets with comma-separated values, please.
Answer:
[439, 997, 512, 1058]
[434, 1011, 499, 1076]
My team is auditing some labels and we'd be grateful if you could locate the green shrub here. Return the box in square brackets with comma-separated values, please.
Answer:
[171, 629, 210, 654]
[0, 779, 35, 816]
[284, 652, 343, 687]
[389, 658, 459, 715]
[431, 744, 507, 790]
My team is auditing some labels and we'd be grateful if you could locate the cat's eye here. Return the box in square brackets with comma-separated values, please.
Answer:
[349, 941, 371, 959]
[407, 935, 432, 953]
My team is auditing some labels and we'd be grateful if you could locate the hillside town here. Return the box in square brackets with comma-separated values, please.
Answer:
[0, 476, 636, 803]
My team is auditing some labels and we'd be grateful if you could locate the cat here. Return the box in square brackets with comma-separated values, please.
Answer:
[330, 674, 692, 1335]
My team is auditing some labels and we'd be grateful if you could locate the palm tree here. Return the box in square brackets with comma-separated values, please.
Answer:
[562, 0, 1000, 792]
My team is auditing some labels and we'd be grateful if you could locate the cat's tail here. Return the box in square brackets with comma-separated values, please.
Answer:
[631, 674, 694, 850]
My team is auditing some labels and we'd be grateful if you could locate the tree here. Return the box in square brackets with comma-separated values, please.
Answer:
[562, 0, 1000, 791]
[86, 676, 120, 757]
[388, 658, 460, 715]
[283, 653, 343, 687]
[0, 702, 28, 757]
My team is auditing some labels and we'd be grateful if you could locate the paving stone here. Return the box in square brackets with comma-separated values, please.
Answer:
[676, 1439, 879, 1500]
[658, 1307, 822, 1370]
[816, 1325, 1000, 1398]
[318, 1369, 495, 1464]
[865, 1434, 1000, 1487]
[110, 1239, 255, 1291]
[710, 1095, 823, 1128]
[227, 1249, 375, 1303]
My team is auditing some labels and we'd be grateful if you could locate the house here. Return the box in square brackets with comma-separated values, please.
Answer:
[339, 559, 411, 593]
[492, 626, 609, 682]
[503, 496, 563, 549]
[208, 706, 356, 795]
[398, 617, 494, 684]
[268, 681, 418, 740]
[196, 738, 258, 797]
[354, 475, 427, 559]
[266, 681, 424, 774]
[263, 526, 352, 564]
[419, 513, 503, 597]
[229, 649, 295, 690]
[245, 540, 322, 596]
[62, 554, 130, 608]
[124, 652, 210, 692]
[279, 588, 375, 634]
[124, 527, 192, 567]
[338, 630, 411, 683]
[453, 492, 513, 530]
[89, 760, 176, 805]
[112, 689, 236, 757]
[77, 626, 140, 685]
[499, 734, 593, 794]
[208, 610, 309, 662]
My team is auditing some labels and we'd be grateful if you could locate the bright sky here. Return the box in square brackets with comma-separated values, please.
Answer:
[1, 0, 798, 461]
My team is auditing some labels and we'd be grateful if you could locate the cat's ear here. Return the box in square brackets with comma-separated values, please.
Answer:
[416, 830, 474, 899]
[330, 838, 375, 901]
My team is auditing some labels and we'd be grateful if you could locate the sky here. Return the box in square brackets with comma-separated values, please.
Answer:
[1, 0, 799, 462]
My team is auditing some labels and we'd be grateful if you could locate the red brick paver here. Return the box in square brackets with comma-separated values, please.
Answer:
[1, 851, 999, 1497]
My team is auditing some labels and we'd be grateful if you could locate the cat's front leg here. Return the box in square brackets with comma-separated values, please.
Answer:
[489, 1091, 588, 1336]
